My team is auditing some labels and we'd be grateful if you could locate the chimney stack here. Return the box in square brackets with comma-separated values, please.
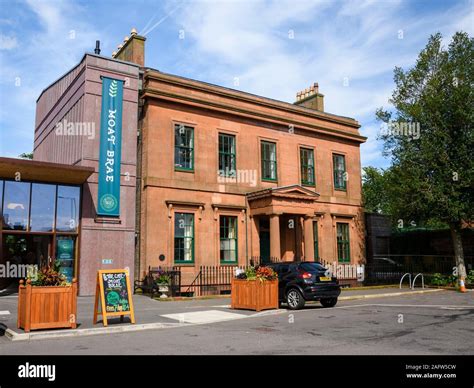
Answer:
[112, 27, 146, 66]
[94, 40, 101, 55]
[294, 82, 324, 111]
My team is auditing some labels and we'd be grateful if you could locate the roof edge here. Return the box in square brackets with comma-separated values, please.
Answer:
[144, 68, 360, 129]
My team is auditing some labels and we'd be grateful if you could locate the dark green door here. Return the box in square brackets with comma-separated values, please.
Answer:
[259, 218, 270, 264]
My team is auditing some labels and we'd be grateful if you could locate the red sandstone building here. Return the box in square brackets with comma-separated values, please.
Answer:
[0, 29, 366, 295]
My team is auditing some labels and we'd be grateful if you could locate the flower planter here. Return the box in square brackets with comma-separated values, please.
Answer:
[231, 278, 279, 311]
[17, 279, 78, 333]
[158, 284, 169, 298]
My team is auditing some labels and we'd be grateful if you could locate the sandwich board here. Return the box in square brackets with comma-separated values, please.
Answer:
[93, 269, 135, 326]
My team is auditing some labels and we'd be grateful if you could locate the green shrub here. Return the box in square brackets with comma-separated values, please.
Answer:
[466, 270, 474, 285]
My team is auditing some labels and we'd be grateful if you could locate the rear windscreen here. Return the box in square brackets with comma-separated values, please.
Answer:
[299, 263, 327, 272]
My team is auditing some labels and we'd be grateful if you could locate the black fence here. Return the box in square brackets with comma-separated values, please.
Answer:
[249, 256, 281, 266]
[137, 258, 284, 298]
[180, 265, 247, 297]
[364, 255, 474, 285]
[137, 255, 474, 296]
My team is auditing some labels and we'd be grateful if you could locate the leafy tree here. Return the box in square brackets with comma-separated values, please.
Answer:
[362, 166, 389, 214]
[376, 32, 474, 285]
[19, 152, 33, 159]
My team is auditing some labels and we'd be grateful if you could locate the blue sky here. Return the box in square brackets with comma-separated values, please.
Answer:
[0, 0, 472, 168]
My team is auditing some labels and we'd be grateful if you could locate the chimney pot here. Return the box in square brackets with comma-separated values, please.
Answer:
[112, 51, 117, 57]
[114, 27, 146, 66]
[94, 40, 101, 55]
[294, 82, 324, 111]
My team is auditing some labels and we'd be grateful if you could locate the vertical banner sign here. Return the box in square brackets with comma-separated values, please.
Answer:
[97, 77, 124, 216]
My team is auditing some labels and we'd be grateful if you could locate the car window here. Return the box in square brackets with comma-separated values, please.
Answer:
[299, 262, 327, 272]
[289, 264, 299, 272]
[268, 264, 279, 273]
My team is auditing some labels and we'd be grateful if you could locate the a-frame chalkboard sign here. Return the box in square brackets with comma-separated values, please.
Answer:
[93, 269, 135, 326]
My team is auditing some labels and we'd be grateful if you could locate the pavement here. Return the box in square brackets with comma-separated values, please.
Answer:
[0, 286, 445, 341]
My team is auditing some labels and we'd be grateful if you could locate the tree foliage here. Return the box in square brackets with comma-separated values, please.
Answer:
[376, 32, 473, 226]
[18, 152, 33, 160]
[375, 31, 473, 279]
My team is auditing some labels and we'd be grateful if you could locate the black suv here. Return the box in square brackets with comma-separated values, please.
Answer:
[266, 262, 341, 310]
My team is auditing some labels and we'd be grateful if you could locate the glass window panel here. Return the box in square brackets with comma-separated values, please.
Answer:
[261, 141, 277, 180]
[333, 154, 346, 190]
[30, 183, 56, 232]
[56, 185, 80, 232]
[336, 223, 350, 262]
[301, 148, 315, 185]
[220, 215, 238, 262]
[174, 213, 194, 262]
[219, 134, 236, 175]
[174, 124, 194, 170]
[56, 236, 75, 283]
[2, 181, 30, 231]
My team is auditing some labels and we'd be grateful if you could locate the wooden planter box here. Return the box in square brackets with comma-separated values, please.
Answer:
[17, 279, 78, 333]
[231, 279, 278, 311]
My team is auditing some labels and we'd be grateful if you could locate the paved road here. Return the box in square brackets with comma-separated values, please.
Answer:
[0, 290, 472, 355]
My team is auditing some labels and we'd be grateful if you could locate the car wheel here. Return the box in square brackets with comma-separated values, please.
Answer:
[320, 298, 338, 308]
[286, 288, 305, 310]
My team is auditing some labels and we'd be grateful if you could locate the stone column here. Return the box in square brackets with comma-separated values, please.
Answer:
[270, 214, 281, 261]
[304, 215, 315, 261]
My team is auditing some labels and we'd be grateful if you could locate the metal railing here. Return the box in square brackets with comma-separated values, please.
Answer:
[183, 265, 248, 297]
[365, 255, 474, 285]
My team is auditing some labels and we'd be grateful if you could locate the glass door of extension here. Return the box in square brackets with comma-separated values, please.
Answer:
[0, 179, 81, 288]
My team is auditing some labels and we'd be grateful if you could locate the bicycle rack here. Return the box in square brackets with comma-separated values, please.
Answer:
[412, 273, 424, 289]
[400, 273, 412, 289]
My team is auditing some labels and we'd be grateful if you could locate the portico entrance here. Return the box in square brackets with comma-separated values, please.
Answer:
[247, 185, 320, 263]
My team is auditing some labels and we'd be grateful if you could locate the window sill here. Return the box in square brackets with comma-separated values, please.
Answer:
[174, 262, 195, 266]
[261, 179, 277, 183]
[175, 168, 194, 173]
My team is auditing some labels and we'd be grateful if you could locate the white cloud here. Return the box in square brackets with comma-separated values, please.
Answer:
[0, 0, 100, 156]
[0, 34, 18, 50]
[167, 0, 472, 167]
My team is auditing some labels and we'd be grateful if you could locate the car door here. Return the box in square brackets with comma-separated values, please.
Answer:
[277, 264, 292, 298]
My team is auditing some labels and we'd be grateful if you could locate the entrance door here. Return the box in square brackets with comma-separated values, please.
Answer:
[1, 234, 52, 288]
[259, 218, 270, 264]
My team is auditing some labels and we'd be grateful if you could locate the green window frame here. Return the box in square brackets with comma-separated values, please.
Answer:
[300, 147, 315, 186]
[220, 215, 238, 263]
[333, 154, 347, 190]
[218, 133, 236, 177]
[174, 213, 194, 264]
[313, 221, 319, 260]
[261, 141, 277, 181]
[174, 124, 194, 171]
[336, 222, 350, 263]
